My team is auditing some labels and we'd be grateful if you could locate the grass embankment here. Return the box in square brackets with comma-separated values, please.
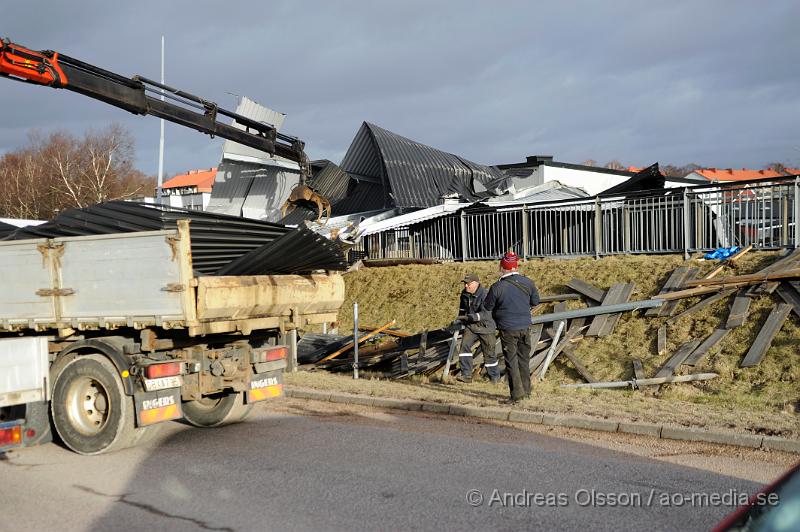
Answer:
[296, 253, 799, 437]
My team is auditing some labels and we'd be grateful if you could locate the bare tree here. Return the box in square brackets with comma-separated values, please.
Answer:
[0, 124, 154, 220]
[604, 160, 625, 170]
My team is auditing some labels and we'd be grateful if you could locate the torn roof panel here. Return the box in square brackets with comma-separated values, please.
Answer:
[222, 96, 291, 165]
[339, 122, 504, 209]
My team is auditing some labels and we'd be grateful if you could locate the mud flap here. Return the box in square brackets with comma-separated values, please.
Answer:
[246, 371, 283, 404]
[134, 388, 182, 427]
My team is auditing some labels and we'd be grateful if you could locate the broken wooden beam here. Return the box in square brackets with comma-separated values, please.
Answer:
[740, 303, 793, 368]
[666, 288, 736, 324]
[684, 329, 730, 366]
[566, 279, 606, 304]
[632, 358, 645, 380]
[684, 269, 800, 288]
[586, 283, 635, 336]
[530, 299, 663, 324]
[657, 325, 667, 355]
[561, 373, 719, 389]
[776, 282, 800, 318]
[646, 267, 695, 317]
[539, 293, 583, 302]
[318, 320, 397, 362]
[725, 293, 752, 329]
[654, 339, 702, 379]
[562, 345, 597, 383]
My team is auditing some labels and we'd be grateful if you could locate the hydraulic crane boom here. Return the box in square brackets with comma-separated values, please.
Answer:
[0, 38, 309, 176]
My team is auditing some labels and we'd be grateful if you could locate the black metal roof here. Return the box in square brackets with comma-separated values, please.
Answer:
[0, 221, 17, 238]
[1, 201, 346, 275]
[599, 163, 666, 196]
[339, 122, 505, 209]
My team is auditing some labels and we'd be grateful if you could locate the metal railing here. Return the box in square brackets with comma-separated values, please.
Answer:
[355, 178, 800, 262]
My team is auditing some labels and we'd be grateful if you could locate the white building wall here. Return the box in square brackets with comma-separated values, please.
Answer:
[540, 166, 629, 196]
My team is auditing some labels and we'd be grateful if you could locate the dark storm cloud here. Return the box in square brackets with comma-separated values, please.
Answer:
[2, 0, 798, 178]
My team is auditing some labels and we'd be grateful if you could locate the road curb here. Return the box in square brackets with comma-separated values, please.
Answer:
[284, 387, 798, 454]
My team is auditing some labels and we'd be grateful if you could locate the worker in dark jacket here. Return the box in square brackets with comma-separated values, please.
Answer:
[483, 251, 540, 403]
[454, 273, 499, 383]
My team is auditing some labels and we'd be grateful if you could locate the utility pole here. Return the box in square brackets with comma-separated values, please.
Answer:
[156, 35, 165, 203]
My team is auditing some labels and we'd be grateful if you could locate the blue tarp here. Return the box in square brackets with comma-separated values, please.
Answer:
[704, 246, 741, 260]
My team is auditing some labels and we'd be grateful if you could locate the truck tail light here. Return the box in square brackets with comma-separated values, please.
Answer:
[0, 425, 22, 447]
[252, 346, 287, 363]
[144, 362, 183, 379]
[265, 346, 287, 362]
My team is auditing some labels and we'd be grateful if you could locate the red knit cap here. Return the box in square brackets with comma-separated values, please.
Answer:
[500, 250, 519, 270]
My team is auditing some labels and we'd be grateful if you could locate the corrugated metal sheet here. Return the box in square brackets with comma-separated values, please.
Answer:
[216, 224, 347, 275]
[207, 159, 301, 221]
[339, 122, 504, 209]
[0, 221, 17, 238]
[240, 165, 301, 222]
[1, 202, 345, 275]
[222, 96, 288, 165]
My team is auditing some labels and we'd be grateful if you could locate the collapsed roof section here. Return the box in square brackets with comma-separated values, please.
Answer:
[339, 122, 506, 209]
[1, 202, 346, 275]
[278, 160, 386, 225]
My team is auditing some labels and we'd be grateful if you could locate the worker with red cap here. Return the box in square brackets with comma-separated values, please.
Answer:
[483, 250, 540, 403]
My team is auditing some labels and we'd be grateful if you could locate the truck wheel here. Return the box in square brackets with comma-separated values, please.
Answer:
[51, 354, 136, 455]
[182, 392, 252, 428]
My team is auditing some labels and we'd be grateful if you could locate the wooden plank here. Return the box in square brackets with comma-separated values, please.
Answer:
[562, 345, 597, 383]
[660, 268, 699, 317]
[632, 358, 645, 380]
[740, 304, 793, 368]
[566, 278, 606, 304]
[747, 248, 800, 295]
[358, 325, 413, 337]
[724, 293, 752, 329]
[596, 283, 635, 336]
[654, 339, 702, 379]
[657, 325, 667, 355]
[646, 267, 690, 317]
[654, 283, 749, 301]
[529, 323, 544, 362]
[318, 320, 397, 362]
[539, 293, 583, 302]
[586, 283, 627, 336]
[684, 329, 730, 366]
[685, 268, 800, 288]
[775, 282, 800, 318]
[666, 289, 736, 324]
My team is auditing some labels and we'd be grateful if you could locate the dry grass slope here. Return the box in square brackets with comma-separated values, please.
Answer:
[329, 252, 799, 435]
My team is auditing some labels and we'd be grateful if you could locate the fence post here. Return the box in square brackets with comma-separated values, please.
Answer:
[521, 206, 529, 259]
[459, 210, 467, 262]
[682, 188, 690, 260]
[622, 204, 630, 253]
[593, 197, 601, 258]
[795, 178, 800, 249]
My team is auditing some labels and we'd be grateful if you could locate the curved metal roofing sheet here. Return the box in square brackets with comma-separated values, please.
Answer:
[339, 122, 504, 209]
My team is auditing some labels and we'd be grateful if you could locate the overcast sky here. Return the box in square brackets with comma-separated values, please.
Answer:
[2, 1, 798, 178]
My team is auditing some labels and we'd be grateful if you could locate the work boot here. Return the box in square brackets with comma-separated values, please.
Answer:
[457, 375, 472, 383]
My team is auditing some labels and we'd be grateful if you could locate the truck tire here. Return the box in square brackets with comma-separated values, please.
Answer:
[50, 353, 137, 455]
[181, 392, 253, 428]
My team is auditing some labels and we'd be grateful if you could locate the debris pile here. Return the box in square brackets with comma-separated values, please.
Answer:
[1, 201, 347, 275]
[302, 247, 799, 388]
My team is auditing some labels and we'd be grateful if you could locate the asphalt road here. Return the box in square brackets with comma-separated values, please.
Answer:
[0, 399, 767, 532]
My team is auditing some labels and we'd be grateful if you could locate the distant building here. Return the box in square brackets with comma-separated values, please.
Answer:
[160, 168, 216, 211]
[496, 156, 638, 196]
[686, 167, 800, 183]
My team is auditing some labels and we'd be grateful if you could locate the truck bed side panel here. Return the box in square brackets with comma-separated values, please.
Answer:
[0, 239, 54, 322]
[59, 232, 184, 320]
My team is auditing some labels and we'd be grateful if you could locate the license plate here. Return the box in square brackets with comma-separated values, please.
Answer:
[143, 375, 183, 392]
